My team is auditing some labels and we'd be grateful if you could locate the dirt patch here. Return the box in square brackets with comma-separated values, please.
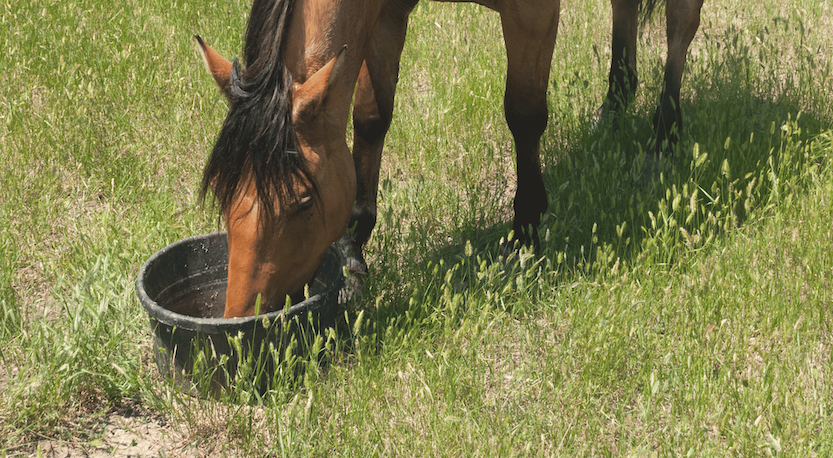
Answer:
[17, 411, 226, 458]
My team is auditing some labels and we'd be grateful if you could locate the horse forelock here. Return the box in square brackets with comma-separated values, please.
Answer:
[200, 0, 318, 226]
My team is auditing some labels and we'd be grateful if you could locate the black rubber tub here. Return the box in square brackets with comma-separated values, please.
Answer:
[136, 232, 345, 396]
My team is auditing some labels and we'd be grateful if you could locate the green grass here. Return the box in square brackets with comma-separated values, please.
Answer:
[2, 0, 832, 455]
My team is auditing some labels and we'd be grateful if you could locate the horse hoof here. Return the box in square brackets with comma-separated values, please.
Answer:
[338, 268, 364, 306]
[591, 105, 620, 134]
[336, 237, 367, 306]
[500, 232, 539, 260]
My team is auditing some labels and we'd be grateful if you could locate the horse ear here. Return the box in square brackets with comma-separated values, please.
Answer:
[292, 45, 348, 124]
[195, 35, 234, 102]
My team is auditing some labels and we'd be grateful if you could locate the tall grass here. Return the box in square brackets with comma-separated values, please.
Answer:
[1, 0, 832, 455]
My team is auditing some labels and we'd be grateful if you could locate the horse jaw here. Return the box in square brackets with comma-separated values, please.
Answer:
[194, 35, 234, 102]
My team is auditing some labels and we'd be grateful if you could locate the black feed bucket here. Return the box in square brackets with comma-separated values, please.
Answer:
[136, 232, 345, 396]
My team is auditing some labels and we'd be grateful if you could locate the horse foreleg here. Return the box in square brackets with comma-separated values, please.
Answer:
[598, 0, 640, 129]
[654, 0, 702, 153]
[499, 3, 559, 249]
[345, 1, 415, 274]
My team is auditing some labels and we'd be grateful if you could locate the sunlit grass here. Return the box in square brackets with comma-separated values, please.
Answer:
[1, 0, 832, 455]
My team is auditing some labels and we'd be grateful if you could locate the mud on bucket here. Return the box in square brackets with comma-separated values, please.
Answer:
[135, 232, 346, 397]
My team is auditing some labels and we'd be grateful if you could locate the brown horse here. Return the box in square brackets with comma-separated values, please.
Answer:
[196, 0, 703, 318]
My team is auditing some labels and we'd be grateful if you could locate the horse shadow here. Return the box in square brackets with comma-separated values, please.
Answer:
[330, 23, 829, 353]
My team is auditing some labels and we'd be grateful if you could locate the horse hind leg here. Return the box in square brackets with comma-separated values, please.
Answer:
[343, 1, 416, 276]
[597, 0, 640, 130]
[499, 2, 560, 249]
[653, 0, 702, 154]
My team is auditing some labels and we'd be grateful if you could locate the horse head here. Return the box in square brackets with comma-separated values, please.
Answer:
[196, 36, 355, 318]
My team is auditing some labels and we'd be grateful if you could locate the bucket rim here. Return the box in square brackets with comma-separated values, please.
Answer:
[135, 231, 343, 334]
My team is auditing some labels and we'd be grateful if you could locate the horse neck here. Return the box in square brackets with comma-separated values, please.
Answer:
[283, 0, 384, 132]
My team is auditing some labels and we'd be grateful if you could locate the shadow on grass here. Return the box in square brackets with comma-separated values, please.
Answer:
[341, 21, 831, 345]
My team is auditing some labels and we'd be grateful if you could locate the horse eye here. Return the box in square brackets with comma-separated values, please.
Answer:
[293, 195, 314, 215]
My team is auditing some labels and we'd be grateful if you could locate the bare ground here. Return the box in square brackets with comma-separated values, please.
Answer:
[13, 412, 213, 458]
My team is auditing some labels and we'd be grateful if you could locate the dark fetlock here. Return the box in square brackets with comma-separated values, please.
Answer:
[510, 222, 541, 254]
[337, 234, 367, 306]
[652, 92, 683, 156]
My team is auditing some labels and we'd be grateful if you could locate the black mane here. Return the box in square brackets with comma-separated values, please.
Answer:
[200, 0, 316, 224]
